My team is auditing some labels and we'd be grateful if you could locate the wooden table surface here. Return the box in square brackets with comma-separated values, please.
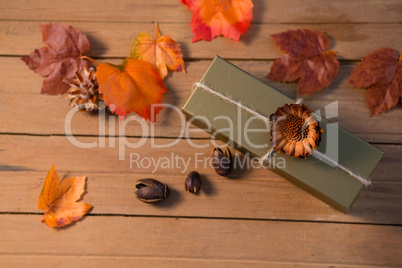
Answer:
[1, 1, 402, 267]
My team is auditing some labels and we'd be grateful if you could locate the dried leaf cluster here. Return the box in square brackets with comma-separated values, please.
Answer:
[23, 5, 400, 116]
[22, 22, 185, 121]
[267, 29, 401, 115]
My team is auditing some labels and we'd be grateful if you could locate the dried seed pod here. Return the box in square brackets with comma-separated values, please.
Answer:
[135, 179, 169, 203]
[63, 66, 103, 112]
[185, 171, 201, 194]
[211, 147, 232, 177]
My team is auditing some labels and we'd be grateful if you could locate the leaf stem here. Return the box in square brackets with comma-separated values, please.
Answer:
[324, 50, 337, 57]
[399, 54, 402, 63]
[82, 56, 100, 66]
[155, 22, 160, 39]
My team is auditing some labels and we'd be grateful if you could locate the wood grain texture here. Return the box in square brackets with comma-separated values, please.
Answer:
[0, 256, 388, 268]
[1, 0, 402, 266]
[2, 57, 402, 143]
[0, 135, 397, 181]
[0, 135, 400, 224]
[0, 171, 401, 225]
[0, 215, 401, 267]
[1, 0, 401, 23]
[1, 21, 401, 60]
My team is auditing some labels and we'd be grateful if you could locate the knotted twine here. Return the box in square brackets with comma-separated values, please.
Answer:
[194, 82, 371, 187]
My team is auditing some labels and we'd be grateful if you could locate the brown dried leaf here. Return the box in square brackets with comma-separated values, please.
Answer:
[349, 48, 402, 116]
[21, 22, 90, 95]
[266, 29, 340, 95]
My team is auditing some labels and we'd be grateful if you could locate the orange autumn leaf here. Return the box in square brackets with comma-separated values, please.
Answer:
[131, 23, 185, 79]
[96, 58, 167, 121]
[181, 0, 253, 42]
[349, 48, 402, 116]
[38, 165, 92, 228]
[267, 29, 340, 95]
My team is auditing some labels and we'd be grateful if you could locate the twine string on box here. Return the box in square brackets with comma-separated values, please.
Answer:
[194, 82, 371, 187]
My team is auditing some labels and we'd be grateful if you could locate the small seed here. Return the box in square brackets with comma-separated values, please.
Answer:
[185, 171, 201, 194]
[211, 147, 232, 177]
[135, 178, 169, 203]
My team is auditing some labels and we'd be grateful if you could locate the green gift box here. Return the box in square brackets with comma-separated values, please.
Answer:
[182, 55, 383, 212]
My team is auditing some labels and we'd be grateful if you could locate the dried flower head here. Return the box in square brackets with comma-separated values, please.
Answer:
[269, 104, 323, 158]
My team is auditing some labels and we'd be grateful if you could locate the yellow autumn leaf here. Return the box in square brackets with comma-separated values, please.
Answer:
[131, 23, 185, 79]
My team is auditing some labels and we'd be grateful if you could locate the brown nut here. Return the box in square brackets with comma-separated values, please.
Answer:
[185, 171, 201, 194]
[135, 179, 169, 203]
[211, 147, 232, 177]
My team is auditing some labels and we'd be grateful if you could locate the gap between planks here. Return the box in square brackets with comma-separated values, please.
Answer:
[0, 133, 401, 146]
[2, 211, 402, 228]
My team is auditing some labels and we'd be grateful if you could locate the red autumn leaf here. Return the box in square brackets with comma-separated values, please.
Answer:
[21, 22, 90, 95]
[38, 165, 92, 228]
[181, 0, 253, 42]
[96, 57, 168, 121]
[349, 48, 402, 116]
[266, 29, 340, 95]
[131, 23, 185, 79]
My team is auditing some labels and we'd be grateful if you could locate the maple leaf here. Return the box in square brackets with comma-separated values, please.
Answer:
[181, 0, 253, 42]
[21, 22, 90, 95]
[96, 57, 168, 121]
[38, 165, 92, 228]
[130, 23, 185, 79]
[266, 29, 340, 95]
[349, 48, 402, 116]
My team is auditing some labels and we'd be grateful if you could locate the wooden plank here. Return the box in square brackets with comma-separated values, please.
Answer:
[0, 136, 400, 224]
[1, 0, 401, 23]
[0, 171, 401, 225]
[0, 215, 401, 266]
[1, 21, 402, 60]
[0, 255, 389, 268]
[1, 57, 401, 143]
[0, 135, 396, 181]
